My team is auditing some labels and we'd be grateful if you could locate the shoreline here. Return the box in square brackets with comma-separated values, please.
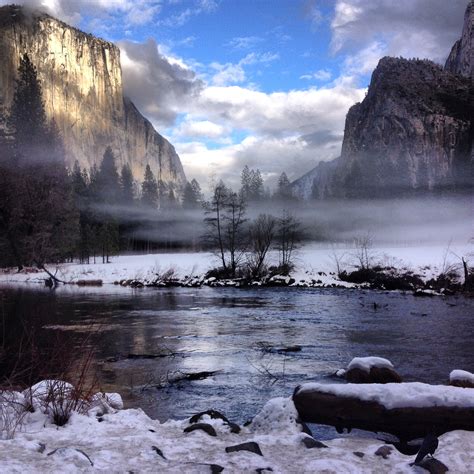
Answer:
[0, 242, 471, 296]
[1, 382, 473, 473]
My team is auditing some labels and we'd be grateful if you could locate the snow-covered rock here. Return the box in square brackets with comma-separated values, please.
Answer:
[450, 369, 474, 388]
[348, 357, 394, 372]
[346, 357, 402, 384]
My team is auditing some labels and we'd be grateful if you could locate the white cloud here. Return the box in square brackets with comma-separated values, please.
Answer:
[118, 39, 203, 126]
[117, 37, 365, 188]
[176, 131, 346, 192]
[1, 0, 217, 28]
[174, 118, 228, 138]
[209, 52, 279, 86]
[341, 41, 386, 77]
[210, 62, 246, 86]
[194, 84, 364, 138]
[226, 36, 264, 50]
[300, 69, 332, 81]
[158, 0, 218, 27]
[170, 83, 364, 189]
[330, 0, 467, 71]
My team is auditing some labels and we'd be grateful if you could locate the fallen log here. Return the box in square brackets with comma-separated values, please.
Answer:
[293, 382, 474, 442]
[76, 279, 103, 287]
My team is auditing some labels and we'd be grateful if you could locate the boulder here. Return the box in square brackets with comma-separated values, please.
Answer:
[449, 369, 474, 388]
[183, 423, 217, 437]
[225, 442, 263, 456]
[345, 357, 402, 383]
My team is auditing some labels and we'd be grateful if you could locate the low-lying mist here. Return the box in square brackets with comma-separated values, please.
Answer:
[94, 194, 473, 250]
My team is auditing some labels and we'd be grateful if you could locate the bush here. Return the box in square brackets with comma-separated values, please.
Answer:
[268, 263, 294, 277]
[205, 266, 247, 280]
[339, 268, 425, 290]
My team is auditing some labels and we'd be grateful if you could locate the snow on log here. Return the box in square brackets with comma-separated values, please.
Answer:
[293, 382, 474, 441]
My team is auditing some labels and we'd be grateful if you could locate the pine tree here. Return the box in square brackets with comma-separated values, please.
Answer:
[0, 53, 78, 267]
[157, 179, 168, 208]
[240, 165, 251, 200]
[250, 169, 264, 201]
[182, 179, 203, 209]
[168, 188, 177, 209]
[141, 164, 159, 208]
[120, 163, 135, 204]
[191, 179, 203, 201]
[240, 165, 264, 202]
[7, 53, 49, 160]
[276, 172, 291, 200]
[97, 146, 121, 204]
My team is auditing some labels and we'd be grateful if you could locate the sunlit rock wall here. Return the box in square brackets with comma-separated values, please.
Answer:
[0, 5, 186, 189]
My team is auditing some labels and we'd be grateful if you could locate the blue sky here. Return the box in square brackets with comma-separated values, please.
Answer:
[5, 0, 468, 189]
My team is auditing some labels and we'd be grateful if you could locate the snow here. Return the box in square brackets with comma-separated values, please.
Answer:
[297, 382, 474, 410]
[450, 370, 474, 384]
[1, 383, 474, 472]
[0, 241, 470, 290]
[347, 357, 394, 372]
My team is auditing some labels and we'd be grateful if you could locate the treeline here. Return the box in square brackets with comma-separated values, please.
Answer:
[0, 54, 77, 270]
[0, 54, 301, 270]
[0, 54, 205, 269]
[70, 148, 204, 263]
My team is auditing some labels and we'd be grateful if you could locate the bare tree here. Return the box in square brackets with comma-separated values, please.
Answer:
[275, 210, 303, 274]
[353, 232, 375, 270]
[223, 191, 247, 276]
[203, 183, 247, 277]
[204, 181, 229, 272]
[247, 214, 276, 277]
[329, 243, 348, 276]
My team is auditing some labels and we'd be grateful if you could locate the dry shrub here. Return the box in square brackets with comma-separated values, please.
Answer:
[0, 390, 28, 439]
[1, 321, 100, 431]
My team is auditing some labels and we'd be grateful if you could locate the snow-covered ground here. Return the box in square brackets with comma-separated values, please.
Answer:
[2, 383, 474, 473]
[0, 242, 471, 289]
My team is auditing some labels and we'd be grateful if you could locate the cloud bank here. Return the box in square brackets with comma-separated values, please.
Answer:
[2, 0, 467, 192]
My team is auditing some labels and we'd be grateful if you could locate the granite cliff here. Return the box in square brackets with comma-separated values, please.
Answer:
[292, 1, 473, 199]
[0, 5, 186, 190]
[445, 1, 473, 80]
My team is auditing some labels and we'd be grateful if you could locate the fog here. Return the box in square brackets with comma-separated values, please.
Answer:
[94, 194, 473, 249]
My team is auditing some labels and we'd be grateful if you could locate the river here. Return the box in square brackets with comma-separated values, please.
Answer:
[1, 284, 473, 438]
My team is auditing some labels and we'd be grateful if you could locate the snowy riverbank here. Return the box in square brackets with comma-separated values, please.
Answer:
[0, 242, 471, 292]
[2, 381, 474, 473]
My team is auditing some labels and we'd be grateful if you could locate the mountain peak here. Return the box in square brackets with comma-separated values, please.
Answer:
[445, 0, 473, 79]
[0, 4, 185, 188]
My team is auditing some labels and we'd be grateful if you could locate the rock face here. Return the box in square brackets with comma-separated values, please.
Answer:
[335, 58, 471, 198]
[445, 0, 473, 80]
[292, 3, 473, 199]
[0, 5, 186, 190]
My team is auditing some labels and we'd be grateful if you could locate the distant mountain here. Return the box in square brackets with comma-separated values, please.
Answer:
[0, 5, 186, 190]
[291, 1, 473, 199]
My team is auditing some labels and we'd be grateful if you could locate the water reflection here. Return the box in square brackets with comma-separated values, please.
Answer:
[1, 284, 473, 432]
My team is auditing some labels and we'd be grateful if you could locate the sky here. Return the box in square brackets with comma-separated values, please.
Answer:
[2, 0, 468, 190]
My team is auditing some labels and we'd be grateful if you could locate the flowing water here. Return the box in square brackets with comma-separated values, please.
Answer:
[1, 284, 473, 438]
